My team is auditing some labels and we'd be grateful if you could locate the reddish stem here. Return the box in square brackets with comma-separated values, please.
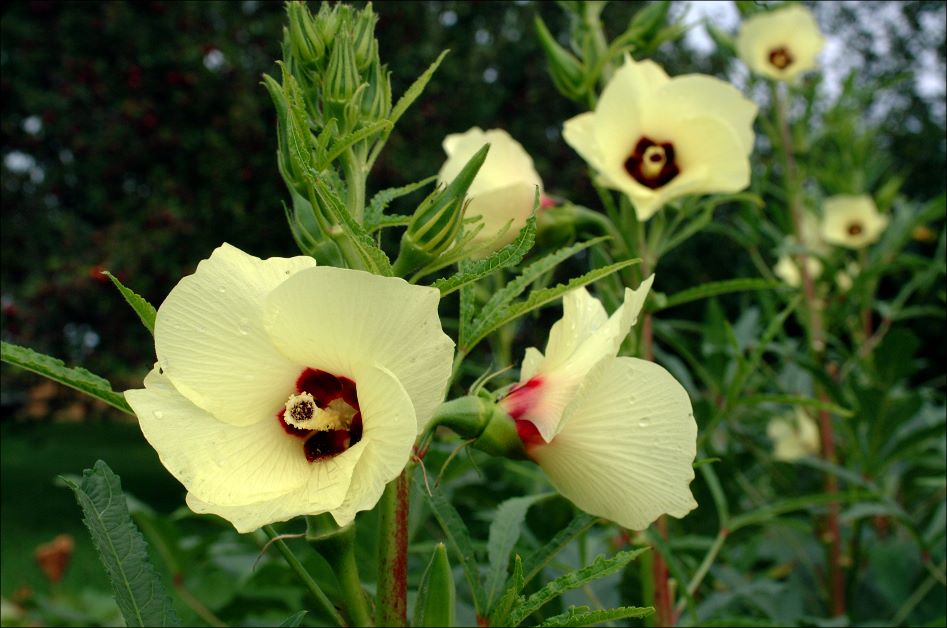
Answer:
[377, 471, 410, 626]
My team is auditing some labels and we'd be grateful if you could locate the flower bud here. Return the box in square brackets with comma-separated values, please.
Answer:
[360, 58, 392, 123]
[430, 395, 527, 460]
[535, 15, 586, 101]
[315, 3, 343, 49]
[286, 1, 324, 67]
[622, 1, 671, 48]
[324, 31, 361, 106]
[392, 144, 490, 276]
[352, 3, 379, 72]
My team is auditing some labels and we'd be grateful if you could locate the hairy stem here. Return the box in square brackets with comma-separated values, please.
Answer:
[377, 470, 411, 626]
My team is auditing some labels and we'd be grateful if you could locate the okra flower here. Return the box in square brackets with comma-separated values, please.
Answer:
[774, 252, 823, 288]
[767, 408, 821, 462]
[820, 194, 889, 249]
[563, 56, 757, 221]
[125, 244, 453, 532]
[500, 277, 698, 530]
[737, 5, 825, 83]
[437, 127, 542, 249]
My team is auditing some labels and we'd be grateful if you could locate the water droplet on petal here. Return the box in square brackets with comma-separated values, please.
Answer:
[153, 410, 164, 419]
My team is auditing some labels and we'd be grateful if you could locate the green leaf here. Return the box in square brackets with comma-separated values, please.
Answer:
[475, 237, 616, 333]
[102, 271, 157, 335]
[414, 543, 456, 627]
[433, 212, 538, 297]
[538, 605, 654, 627]
[728, 490, 873, 532]
[508, 548, 650, 626]
[652, 278, 784, 312]
[1, 341, 132, 414]
[365, 176, 437, 228]
[311, 178, 393, 276]
[735, 394, 854, 417]
[60, 461, 180, 627]
[462, 260, 637, 352]
[278, 611, 308, 627]
[520, 513, 598, 588]
[486, 494, 554, 607]
[422, 483, 486, 614]
[323, 119, 392, 166]
[489, 554, 524, 626]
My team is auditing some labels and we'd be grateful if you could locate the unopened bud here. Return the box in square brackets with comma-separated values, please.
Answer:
[430, 395, 527, 460]
[361, 58, 392, 122]
[325, 32, 360, 105]
[352, 4, 379, 72]
[286, 1, 324, 66]
[534, 15, 586, 101]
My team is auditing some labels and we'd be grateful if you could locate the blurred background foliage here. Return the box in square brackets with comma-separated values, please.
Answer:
[1, 1, 945, 625]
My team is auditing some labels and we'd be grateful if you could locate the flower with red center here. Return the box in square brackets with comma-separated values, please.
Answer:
[125, 244, 453, 532]
[737, 5, 825, 82]
[820, 194, 889, 250]
[437, 127, 543, 251]
[563, 56, 757, 221]
[500, 277, 698, 530]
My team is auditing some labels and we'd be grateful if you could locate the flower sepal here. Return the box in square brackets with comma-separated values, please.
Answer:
[429, 395, 528, 461]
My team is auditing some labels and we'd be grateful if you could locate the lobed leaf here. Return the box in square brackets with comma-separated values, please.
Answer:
[462, 260, 637, 352]
[60, 461, 180, 627]
[520, 512, 599, 588]
[486, 493, 553, 607]
[1, 341, 132, 415]
[311, 178, 393, 276]
[365, 175, 437, 228]
[508, 548, 650, 626]
[652, 278, 784, 312]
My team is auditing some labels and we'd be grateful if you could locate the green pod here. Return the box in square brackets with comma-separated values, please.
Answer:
[414, 543, 455, 627]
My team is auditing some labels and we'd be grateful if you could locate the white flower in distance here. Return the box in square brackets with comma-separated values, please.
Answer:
[774, 251, 823, 288]
[767, 408, 821, 462]
[820, 195, 889, 249]
[437, 127, 542, 250]
[737, 5, 825, 82]
[125, 244, 453, 533]
[500, 277, 698, 530]
[563, 56, 757, 221]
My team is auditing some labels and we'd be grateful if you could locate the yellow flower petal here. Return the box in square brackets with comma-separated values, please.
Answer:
[263, 267, 454, 431]
[154, 243, 315, 427]
[767, 408, 821, 462]
[465, 182, 537, 249]
[532, 357, 698, 530]
[737, 5, 825, 82]
[820, 194, 889, 249]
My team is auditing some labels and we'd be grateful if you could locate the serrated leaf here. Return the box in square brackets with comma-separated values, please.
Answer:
[462, 259, 637, 352]
[520, 513, 598, 588]
[278, 611, 308, 627]
[324, 119, 392, 166]
[475, 237, 616, 334]
[61, 461, 180, 627]
[652, 278, 784, 312]
[102, 271, 157, 335]
[538, 605, 654, 627]
[486, 494, 553, 607]
[489, 554, 524, 626]
[433, 212, 538, 297]
[422, 483, 486, 614]
[310, 178, 393, 276]
[508, 548, 649, 626]
[369, 50, 450, 168]
[1, 341, 132, 414]
[365, 176, 438, 228]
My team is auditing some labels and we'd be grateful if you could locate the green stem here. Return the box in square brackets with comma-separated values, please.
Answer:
[342, 148, 367, 223]
[305, 517, 373, 627]
[674, 529, 728, 617]
[263, 525, 346, 627]
[377, 471, 411, 627]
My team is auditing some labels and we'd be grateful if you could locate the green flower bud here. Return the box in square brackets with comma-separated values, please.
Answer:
[534, 15, 586, 101]
[414, 544, 456, 628]
[352, 3, 379, 72]
[286, 1, 324, 67]
[623, 1, 671, 49]
[324, 31, 360, 105]
[360, 58, 392, 123]
[429, 395, 527, 461]
[315, 3, 343, 48]
[391, 144, 490, 276]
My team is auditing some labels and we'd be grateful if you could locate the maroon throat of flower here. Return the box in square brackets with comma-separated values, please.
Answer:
[847, 221, 864, 236]
[277, 368, 363, 462]
[768, 46, 794, 70]
[624, 137, 679, 189]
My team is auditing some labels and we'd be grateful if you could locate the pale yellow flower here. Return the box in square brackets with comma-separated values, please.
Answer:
[737, 5, 826, 82]
[836, 261, 860, 292]
[820, 195, 889, 249]
[437, 127, 542, 249]
[774, 252, 823, 287]
[500, 277, 698, 530]
[125, 244, 454, 532]
[767, 408, 821, 461]
[563, 56, 757, 221]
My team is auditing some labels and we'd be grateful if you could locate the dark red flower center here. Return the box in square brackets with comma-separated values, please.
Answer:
[277, 368, 363, 463]
[624, 137, 679, 189]
[847, 222, 864, 236]
[768, 46, 794, 70]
